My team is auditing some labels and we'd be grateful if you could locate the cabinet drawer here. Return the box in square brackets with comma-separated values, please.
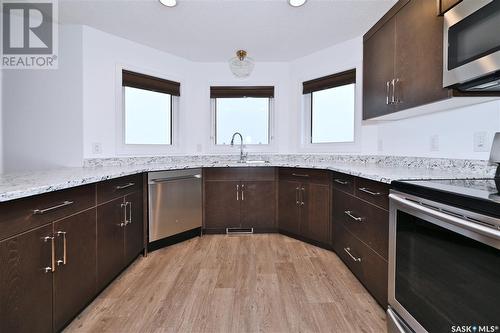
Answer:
[97, 174, 142, 204]
[279, 168, 330, 185]
[355, 178, 389, 210]
[0, 184, 95, 241]
[205, 167, 275, 181]
[331, 171, 355, 194]
[333, 189, 388, 259]
[334, 225, 388, 307]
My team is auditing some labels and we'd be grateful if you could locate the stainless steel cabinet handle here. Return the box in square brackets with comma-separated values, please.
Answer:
[120, 202, 127, 227]
[115, 182, 135, 190]
[301, 187, 305, 206]
[43, 236, 55, 273]
[334, 179, 349, 185]
[344, 247, 362, 262]
[358, 187, 382, 196]
[33, 201, 74, 215]
[241, 184, 245, 201]
[236, 184, 239, 201]
[127, 201, 132, 224]
[295, 187, 300, 205]
[344, 210, 364, 222]
[56, 231, 67, 265]
[391, 78, 396, 104]
[292, 173, 309, 177]
[150, 175, 201, 183]
[386, 81, 390, 105]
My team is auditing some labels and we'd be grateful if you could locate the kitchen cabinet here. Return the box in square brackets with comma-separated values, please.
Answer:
[439, 0, 461, 15]
[277, 180, 301, 234]
[0, 176, 144, 332]
[363, 0, 449, 119]
[203, 168, 276, 233]
[332, 172, 389, 307]
[278, 168, 331, 246]
[0, 224, 54, 333]
[97, 176, 144, 291]
[53, 209, 97, 331]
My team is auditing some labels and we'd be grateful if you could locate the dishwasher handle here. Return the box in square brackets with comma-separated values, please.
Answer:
[149, 174, 201, 184]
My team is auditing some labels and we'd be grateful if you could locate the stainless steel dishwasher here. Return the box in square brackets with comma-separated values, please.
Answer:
[148, 169, 202, 247]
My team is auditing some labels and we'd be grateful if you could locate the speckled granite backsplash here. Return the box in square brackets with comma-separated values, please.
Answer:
[84, 154, 497, 176]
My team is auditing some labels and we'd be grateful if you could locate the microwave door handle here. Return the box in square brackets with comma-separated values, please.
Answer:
[389, 193, 500, 241]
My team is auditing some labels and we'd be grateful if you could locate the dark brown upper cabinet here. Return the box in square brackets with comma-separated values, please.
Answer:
[363, 0, 449, 119]
[439, 0, 462, 15]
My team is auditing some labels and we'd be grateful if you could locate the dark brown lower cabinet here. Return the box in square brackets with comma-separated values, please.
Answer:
[203, 168, 276, 232]
[204, 180, 241, 229]
[124, 191, 144, 264]
[241, 181, 276, 230]
[97, 198, 125, 291]
[0, 224, 54, 333]
[278, 169, 331, 245]
[334, 225, 388, 307]
[277, 180, 301, 234]
[53, 209, 97, 331]
[304, 183, 331, 245]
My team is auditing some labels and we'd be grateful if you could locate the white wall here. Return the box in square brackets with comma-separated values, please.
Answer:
[3, 26, 499, 172]
[2, 25, 84, 172]
[0, 67, 3, 173]
[289, 37, 500, 160]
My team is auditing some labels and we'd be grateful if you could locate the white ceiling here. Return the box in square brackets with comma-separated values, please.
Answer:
[59, 0, 396, 62]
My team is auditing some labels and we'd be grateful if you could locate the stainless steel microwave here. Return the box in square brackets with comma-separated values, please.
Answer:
[443, 0, 500, 91]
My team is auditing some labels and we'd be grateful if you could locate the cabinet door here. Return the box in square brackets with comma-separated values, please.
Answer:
[124, 191, 144, 264]
[278, 180, 301, 235]
[363, 17, 396, 119]
[204, 181, 241, 230]
[97, 198, 125, 291]
[241, 181, 276, 230]
[53, 209, 97, 331]
[395, 0, 449, 111]
[0, 224, 54, 333]
[304, 183, 331, 245]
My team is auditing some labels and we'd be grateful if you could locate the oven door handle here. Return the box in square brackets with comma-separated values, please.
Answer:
[390, 193, 500, 241]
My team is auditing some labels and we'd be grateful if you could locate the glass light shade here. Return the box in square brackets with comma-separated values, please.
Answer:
[229, 53, 254, 78]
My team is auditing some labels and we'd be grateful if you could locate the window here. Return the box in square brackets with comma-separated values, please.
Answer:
[303, 69, 356, 144]
[210, 86, 274, 145]
[122, 70, 180, 146]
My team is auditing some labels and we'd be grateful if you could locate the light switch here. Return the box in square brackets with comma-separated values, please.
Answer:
[473, 132, 490, 152]
[92, 142, 102, 154]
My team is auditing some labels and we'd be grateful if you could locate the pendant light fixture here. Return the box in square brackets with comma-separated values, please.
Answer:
[228, 50, 255, 78]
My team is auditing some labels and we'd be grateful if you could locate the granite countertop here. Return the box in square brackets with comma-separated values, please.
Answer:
[0, 154, 496, 202]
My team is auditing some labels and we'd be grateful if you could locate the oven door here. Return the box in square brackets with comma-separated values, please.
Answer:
[388, 191, 500, 333]
[443, 0, 500, 87]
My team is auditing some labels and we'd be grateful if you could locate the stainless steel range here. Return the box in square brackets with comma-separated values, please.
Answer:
[387, 134, 500, 333]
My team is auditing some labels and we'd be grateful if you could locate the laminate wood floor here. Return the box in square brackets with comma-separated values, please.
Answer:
[64, 234, 386, 333]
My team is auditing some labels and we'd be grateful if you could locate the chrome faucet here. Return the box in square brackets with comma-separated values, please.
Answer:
[230, 132, 247, 163]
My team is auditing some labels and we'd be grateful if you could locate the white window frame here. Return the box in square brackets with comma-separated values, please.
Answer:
[115, 64, 181, 155]
[209, 91, 277, 154]
[299, 66, 362, 153]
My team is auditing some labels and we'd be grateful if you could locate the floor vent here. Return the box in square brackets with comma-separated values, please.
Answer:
[226, 227, 254, 235]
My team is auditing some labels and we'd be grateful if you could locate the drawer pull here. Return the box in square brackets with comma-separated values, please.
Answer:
[344, 247, 362, 262]
[344, 210, 364, 222]
[33, 201, 74, 215]
[292, 173, 309, 177]
[115, 182, 135, 190]
[334, 179, 349, 185]
[358, 187, 382, 196]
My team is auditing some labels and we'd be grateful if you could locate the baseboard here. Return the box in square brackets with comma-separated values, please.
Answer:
[202, 227, 279, 235]
[148, 227, 202, 252]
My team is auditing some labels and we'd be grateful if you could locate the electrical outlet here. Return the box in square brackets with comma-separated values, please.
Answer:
[92, 142, 102, 154]
[430, 135, 440, 152]
[473, 132, 490, 152]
